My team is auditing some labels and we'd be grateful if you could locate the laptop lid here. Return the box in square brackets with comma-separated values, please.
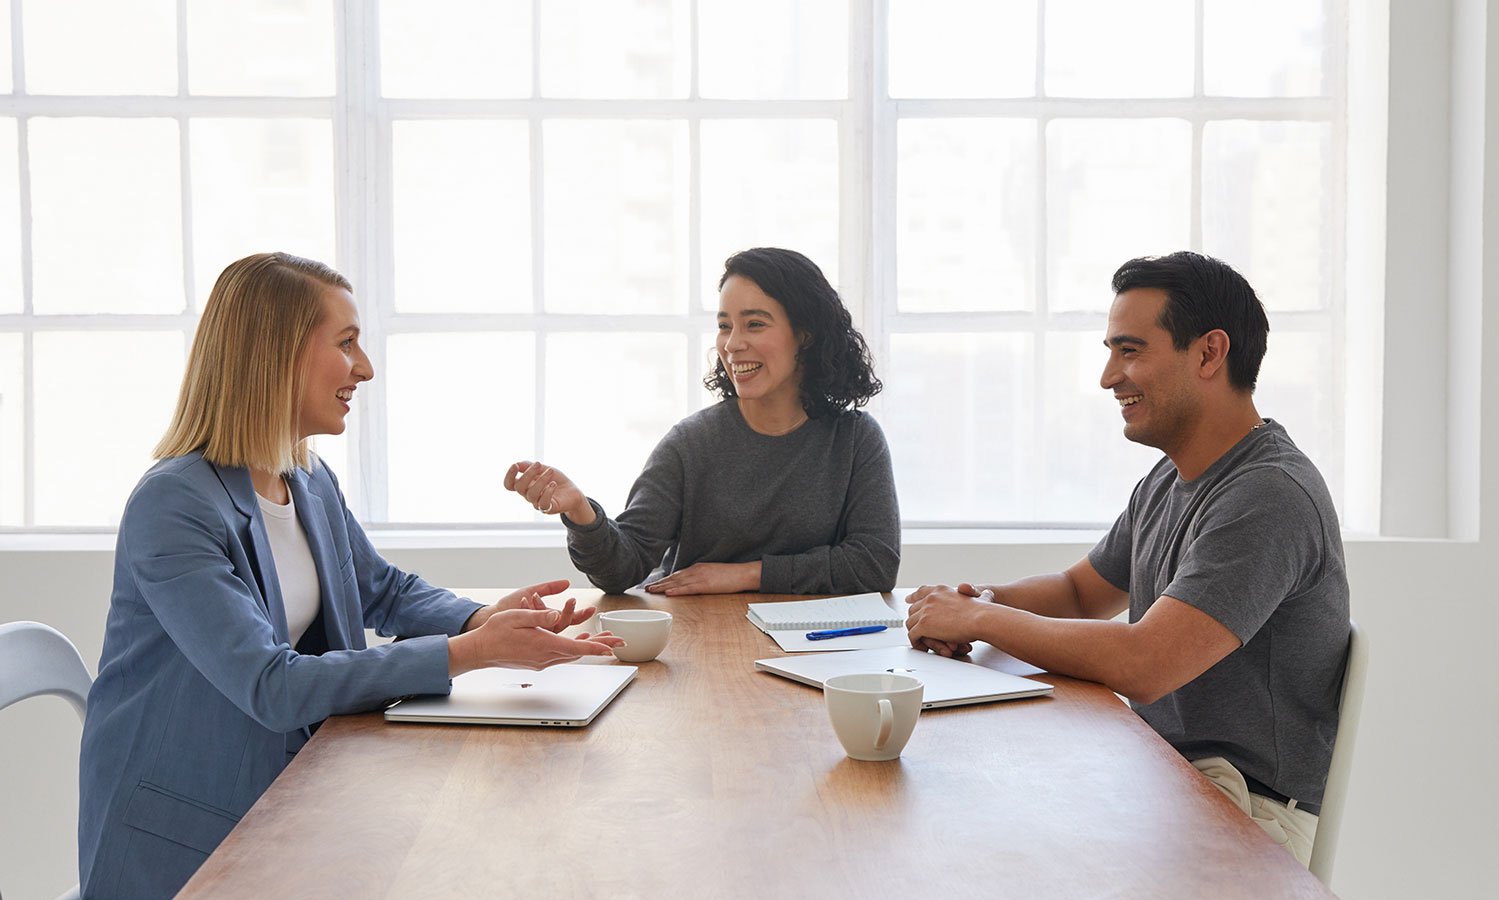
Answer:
[385, 663, 637, 727]
[755, 646, 1052, 709]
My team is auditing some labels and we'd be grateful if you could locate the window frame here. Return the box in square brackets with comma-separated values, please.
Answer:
[0, 0, 1371, 534]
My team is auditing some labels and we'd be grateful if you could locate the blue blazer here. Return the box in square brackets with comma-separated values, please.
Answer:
[78, 452, 481, 899]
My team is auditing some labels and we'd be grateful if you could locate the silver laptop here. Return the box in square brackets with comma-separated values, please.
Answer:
[755, 646, 1052, 709]
[385, 663, 637, 727]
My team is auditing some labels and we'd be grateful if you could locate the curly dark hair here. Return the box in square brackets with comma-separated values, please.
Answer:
[704, 247, 882, 418]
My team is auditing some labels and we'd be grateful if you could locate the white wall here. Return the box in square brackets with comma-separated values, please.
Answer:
[5, 1, 1498, 898]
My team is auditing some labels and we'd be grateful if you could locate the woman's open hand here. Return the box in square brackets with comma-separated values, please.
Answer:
[450, 607, 625, 675]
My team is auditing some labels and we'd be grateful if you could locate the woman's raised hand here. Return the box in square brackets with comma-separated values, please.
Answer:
[503, 460, 595, 526]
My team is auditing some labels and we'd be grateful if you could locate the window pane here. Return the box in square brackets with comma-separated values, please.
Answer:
[540, 0, 689, 99]
[1040, 332, 1162, 523]
[698, 0, 846, 99]
[1254, 329, 1341, 511]
[696, 332, 718, 410]
[386, 333, 535, 522]
[1045, 0, 1192, 98]
[393, 121, 530, 313]
[33, 332, 184, 526]
[0, 333, 20, 524]
[380, 0, 530, 98]
[0, 119, 19, 313]
[1203, 120, 1329, 312]
[543, 120, 687, 313]
[700, 119, 838, 306]
[190, 119, 335, 303]
[30, 118, 183, 314]
[0, 7, 12, 94]
[898, 119, 1036, 312]
[1047, 119, 1190, 312]
[889, 0, 1036, 99]
[885, 333, 1034, 522]
[1204, 0, 1324, 96]
[544, 333, 687, 517]
[24, 0, 176, 95]
[308, 430, 356, 513]
[186, 0, 333, 96]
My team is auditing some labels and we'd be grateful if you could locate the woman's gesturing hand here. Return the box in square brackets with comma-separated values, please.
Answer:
[450, 607, 625, 675]
[503, 460, 596, 526]
[461, 580, 597, 634]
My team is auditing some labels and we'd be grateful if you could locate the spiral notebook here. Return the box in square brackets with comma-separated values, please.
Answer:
[747, 593, 909, 652]
[747, 593, 906, 631]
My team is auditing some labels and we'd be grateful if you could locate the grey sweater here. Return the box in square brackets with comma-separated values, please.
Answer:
[563, 401, 901, 594]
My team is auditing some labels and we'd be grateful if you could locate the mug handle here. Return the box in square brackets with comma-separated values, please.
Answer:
[873, 698, 894, 750]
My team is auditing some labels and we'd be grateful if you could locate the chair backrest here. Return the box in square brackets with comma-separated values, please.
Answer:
[0, 620, 93, 721]
[1307, 619, 1368, 885]
[0, 621, 92, 900]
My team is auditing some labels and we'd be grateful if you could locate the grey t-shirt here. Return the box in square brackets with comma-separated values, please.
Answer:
[564, 400, 901, 595]
[1088, 420, 1349, 807]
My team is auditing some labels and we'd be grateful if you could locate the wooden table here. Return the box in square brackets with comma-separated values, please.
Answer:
[180, 591, 1334, 899]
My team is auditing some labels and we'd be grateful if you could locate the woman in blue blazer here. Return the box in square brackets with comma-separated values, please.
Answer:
[77, 253, 624, 899]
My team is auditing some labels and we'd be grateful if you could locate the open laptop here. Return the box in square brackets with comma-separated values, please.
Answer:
[755, 646, 1052, 709]
[385, 663, 637, 727]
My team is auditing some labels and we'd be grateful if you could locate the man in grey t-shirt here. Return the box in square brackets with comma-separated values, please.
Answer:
[905, 251, 1350, 868]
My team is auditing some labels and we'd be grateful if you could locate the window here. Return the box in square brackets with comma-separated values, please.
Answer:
[882, 0, 1345, 526]
[0, 0, 336, 528]
[0, 0, 1359, 532]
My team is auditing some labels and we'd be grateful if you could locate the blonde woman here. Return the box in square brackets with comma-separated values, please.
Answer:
[77, 253, 622, 899]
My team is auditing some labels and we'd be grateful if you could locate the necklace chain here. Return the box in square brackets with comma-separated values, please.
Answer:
[762, 413, 809, 436]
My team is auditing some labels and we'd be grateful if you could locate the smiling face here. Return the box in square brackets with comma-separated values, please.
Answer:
[715, 275, 805, 411]
[296, 285, 372, 441]
[1100, 287, 1205, 453]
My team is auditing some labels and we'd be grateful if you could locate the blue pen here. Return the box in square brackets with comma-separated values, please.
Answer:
[805, 625, 889, 641]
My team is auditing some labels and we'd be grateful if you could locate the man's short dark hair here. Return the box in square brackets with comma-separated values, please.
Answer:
[1111, 251, 1270, 393]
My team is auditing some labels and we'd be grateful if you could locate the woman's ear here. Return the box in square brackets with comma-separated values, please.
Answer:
[798, 331, 813, 349]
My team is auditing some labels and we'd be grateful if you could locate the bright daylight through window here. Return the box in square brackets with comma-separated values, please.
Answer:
[0, 0, 1351, 534]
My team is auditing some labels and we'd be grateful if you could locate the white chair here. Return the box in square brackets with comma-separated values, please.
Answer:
[0, 621, 93, 900]
[1307, 619, 1369, 886]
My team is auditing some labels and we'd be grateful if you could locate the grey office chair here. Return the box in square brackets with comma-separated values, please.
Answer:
[1307, 619, 1368, 886]
[0, 620, 93, 900]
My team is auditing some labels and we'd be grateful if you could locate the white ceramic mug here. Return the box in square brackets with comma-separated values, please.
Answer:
[823, 673, 924, 761]
[596, 609, 673, 662]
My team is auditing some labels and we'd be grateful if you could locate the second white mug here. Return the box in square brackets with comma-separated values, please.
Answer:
[823, 672, 923, 761]
[597, 609, 673, 662]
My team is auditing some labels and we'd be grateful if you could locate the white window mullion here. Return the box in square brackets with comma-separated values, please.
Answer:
[1033, 2, 1050, 521]
[1327, 0, 1351, 521]
[1189, 0, 1204, 251]
[14, 0, 31, 525]
[528, 127, 545, 467]
[686, 0, 702, 399]
[20, 327, 33, 526]
[529, 0, 546, 471]
[337, 0, 383, 520]
[175, 0, 196, 316]
[1189, 117, 1204, 250]
[1032, 113, 1050, 514]
[864, 0, 890, 416]
[687, 113, 704, 396]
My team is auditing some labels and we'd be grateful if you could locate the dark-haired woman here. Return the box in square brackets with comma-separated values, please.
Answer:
[504, 247, 900, 596]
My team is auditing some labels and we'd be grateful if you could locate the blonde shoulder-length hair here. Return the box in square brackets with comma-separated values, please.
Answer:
[155, 252, 351, 474]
